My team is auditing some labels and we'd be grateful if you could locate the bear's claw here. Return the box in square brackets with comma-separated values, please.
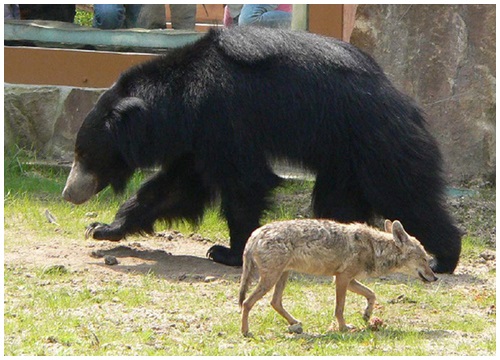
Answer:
[207, 245, 243, 267]
[85, 222, 104, 239]
[84, 222, 124, 241]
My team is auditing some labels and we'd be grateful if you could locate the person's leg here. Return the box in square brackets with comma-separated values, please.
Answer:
[93, 4, 125, 29]
[5, 4, 20, 20]
[124, 5, 166, 29]
[238, 4, 291, 28]
[169, 4, 196, 30]
[123, 4, 141, 28]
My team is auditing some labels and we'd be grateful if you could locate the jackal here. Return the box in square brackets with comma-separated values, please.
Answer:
[239, 219, 437, 336]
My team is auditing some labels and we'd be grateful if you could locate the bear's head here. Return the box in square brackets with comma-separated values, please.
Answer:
[62, 88, 147, 204]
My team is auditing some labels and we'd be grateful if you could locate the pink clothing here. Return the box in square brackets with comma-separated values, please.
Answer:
[276, 4, 292, 13]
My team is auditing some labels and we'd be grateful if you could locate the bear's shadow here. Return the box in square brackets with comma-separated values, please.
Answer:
[89, 244, 242, 282]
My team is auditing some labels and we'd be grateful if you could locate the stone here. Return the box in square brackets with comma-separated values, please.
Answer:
[4, 83, 104, 160]
[4, 85, 63, 153]
[42, 264, 68, 274]
[104, 255, 119, 265]
[51, 87, 104, 160]
[351, 4, 495, 184]
[288, 323, 303, 334]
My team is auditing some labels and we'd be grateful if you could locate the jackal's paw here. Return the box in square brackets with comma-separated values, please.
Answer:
[242, 331, 254, 338]
[85, 222, 124, 241]
[363, 311, 372, 322]
[288, 323, 303, 334]
[341, 324, 357, 332]
[329, 323, 356, 332]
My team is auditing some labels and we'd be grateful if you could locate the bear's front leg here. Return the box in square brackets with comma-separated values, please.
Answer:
[83, 170, 172, 242]
[84, 193, 154, 241]
[84, 158, 211, 242]
[85, 222, 127, 241]
[206, 209, 255, 266]
[206, 245, 243, 267]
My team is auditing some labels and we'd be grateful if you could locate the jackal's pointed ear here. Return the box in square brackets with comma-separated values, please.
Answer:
[384, 219, 393, 233]
[392, 221, 410, 246]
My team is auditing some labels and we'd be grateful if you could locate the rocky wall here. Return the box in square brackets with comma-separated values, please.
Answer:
[351, 4, 496, 185]
[5, 6, 496, 184]
[4, 84, 105, 161]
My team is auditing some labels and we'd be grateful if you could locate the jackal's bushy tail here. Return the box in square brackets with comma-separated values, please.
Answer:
[238, 253, 256, 309]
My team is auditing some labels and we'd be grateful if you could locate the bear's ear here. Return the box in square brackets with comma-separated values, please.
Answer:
[112, 97, 147, 125]
[109, 97, 153, 168]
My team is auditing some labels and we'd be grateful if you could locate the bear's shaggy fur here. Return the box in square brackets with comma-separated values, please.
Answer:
[63, 27, 461, 273]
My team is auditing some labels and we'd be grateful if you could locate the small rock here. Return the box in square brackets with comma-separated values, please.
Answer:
[288, 323, 303, 334]
[487, 305, 496, 316]
[204, 276, 217, 283]
[42, 265, 68, 275]
[388, 294, 416, 304]
[104, 255, 118, 265]
[480, 250, 495, 261]
[46, 336, 58, 344]
[90, 250, 104, 258]
[368, 316, 384, 331]
[44, 209, 59, 225]
[85, 212, 98, 218]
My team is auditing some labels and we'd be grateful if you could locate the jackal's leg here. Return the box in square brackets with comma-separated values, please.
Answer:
[348, 279, 376, 321]
[241, 271, 282, 337]
[330, 274, 355, 332]
[270, 271, 302, 332]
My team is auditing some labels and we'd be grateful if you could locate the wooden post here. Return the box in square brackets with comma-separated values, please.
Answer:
[292, 4, 358, 42]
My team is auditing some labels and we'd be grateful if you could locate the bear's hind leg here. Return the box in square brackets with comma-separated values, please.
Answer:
[312, 171, 373, 223]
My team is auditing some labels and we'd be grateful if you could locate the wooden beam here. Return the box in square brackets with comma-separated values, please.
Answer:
[4, 46, 156, 88]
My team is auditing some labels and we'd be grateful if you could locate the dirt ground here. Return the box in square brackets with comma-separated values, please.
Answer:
[4, 231, 243, 282]
[4, 187, 496, 282]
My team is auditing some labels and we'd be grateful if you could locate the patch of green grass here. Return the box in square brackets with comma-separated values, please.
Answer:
[4, 262, 496, 355]
[461, 235, 491, 260]
[3, 152, 496, 355]
[4, 152, 308, 247]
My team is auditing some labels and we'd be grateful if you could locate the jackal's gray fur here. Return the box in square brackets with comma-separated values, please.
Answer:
[239, 219, 437, 336]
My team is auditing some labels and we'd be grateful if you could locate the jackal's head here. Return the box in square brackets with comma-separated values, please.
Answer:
[384, 220, 438, 282]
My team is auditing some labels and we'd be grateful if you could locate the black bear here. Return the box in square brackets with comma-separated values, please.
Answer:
[62, 26, 461, 273]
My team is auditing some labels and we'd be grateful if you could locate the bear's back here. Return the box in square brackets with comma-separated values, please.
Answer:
[118, 27, 384, 96]
[213, 27, 381, 76]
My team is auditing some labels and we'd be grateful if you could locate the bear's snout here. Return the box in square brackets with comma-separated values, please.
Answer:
[62, 161, 98, 205]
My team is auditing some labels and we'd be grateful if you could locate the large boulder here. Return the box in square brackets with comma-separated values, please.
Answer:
[4, 84, 104, 160]
[4, 85, 62, 154]
[351, 4, 495, 185]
